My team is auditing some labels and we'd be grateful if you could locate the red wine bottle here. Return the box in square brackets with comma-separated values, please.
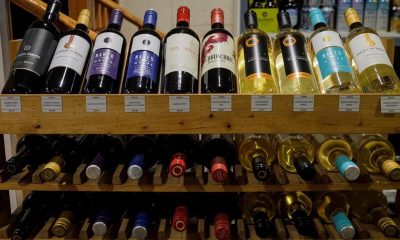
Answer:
[162, 6, 200, 93]
[201, 9, 237, 93]
[201, 134, 236, 183]
[83, 9, 126, 93]
[123, 10, 162, 93]
[44, 9, 92, 93]
[2, 0, 61, 93]
[5, 135, 52, 175]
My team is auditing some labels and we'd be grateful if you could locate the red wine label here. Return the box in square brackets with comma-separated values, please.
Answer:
[11, 28, 58, 76]
[201, 33, 236, 77]
[48, 34, 91, 75]
[164, 33, 199, 78]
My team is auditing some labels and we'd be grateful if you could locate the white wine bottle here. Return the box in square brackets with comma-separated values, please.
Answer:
[344, 8, 400, 93]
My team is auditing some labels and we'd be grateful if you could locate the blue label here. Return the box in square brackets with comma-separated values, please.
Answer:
[88, 48, 121, 80]
[126, 50, 159, 83]
[316, 47, 352, 79]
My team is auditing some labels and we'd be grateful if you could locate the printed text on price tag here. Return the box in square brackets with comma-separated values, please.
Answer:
[293, 95, 314, 112]
[1, 96, 21, 112]
[124, 96, 145, 112]
[86, 96, 107, 112]
[251, 95, 272, 112]
[169, 96, 190, 112]
[42, 96, 62, 112]
[211, 95, 232, 112]
[338, 95, 360, 112]
[381, 96, 400, 113]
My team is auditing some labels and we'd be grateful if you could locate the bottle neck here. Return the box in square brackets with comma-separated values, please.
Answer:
[246, 24, 257, 30]
[43, 1, 60, 23]
[143, 23, 155, 30]
[314, 22, 327, 31]
[349, 22, 363, 31]
[212, 22, 224, 29]
[279, 24, 291, 31]
[177, 21, 189, 28]
[107, 23, 121, 31]
[75, 23, 89, 33]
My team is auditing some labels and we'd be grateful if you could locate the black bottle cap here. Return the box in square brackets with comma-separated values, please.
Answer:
[45, 0, 62, 22]
[244, 10, 258, 28]
[11, 228, 25, 240]
[252, 157, 272, 181]
[292, 209, 315, 237]
[253, 211, 274, 238]
[293, 155, 316, 181]
[277, 10, 292, 29]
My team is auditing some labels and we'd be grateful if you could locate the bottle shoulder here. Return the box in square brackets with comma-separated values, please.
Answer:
[30, 20, 60, 39]
[346, 26, 378, 42]
[203, 27, 234, 41]
[132, 28, 162, 40]
[165, 27, 200, 41]
[238, 28, 270, 42]
[97, 28, 127, 42]
[309, 27, 340, 40]
[62, 28, 92, 44]
[276, 28, 306, 40]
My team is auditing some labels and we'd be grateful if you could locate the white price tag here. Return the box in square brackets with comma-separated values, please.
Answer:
[338, 95, 360, 112]
[251, 95, 272, 112]
[211, 95, 232, 112]
[169, 96, 190, 112]
[41, 96, 62, 112]
[381, 96, 400, 113]
[124, 96, 145, 112]
[293, 95, 314, 112]
[85, 96, 107, 112]
[1, 96, 21, 112]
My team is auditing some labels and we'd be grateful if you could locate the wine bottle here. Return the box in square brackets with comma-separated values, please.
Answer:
[85, 135, 126, 180]
[2, 0, 61, 93]
[5, 135, 51, 175]
[251, 0, 265, 8]
[273, 10, 319, 94]
[308, 8, 361, 94]
[44, 9, 92, 94]
[277, 191, 315, 236]
[242, 193, 276, 238]
[265, 0, 277, 8]
[336, 0, 353, 32]
[162, 6, 200, 93]
[130, 193, 159, 240]
[346, 134, 400, 181]
[237, 10, 278, 94]
[162, 135, 198, 178]
[201, 134, 236, 182]
[272, 134, 316, 181]
[311, 134, 360, 181]
[84, 9, 126, 93]
[236, 134, 275, 181]
[126, 135, 159, 180]
[201, 8, 237, 93]
[315, 192, 356, 239]
[123, 9, 162, 93]
[285, 0, 301, 29]
[344, 8, 400, 93]
[376, 0, 390, 31]
[349, 190, 399, 237]
[364, 0, 379, 29]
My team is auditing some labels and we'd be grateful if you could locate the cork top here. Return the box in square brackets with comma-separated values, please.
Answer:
[344, 8, 361, 26]
[77, 9, 91, 27]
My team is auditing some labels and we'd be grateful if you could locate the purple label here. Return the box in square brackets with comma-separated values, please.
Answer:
[126, 50, 159, 83]
[88, 48, 120, 80]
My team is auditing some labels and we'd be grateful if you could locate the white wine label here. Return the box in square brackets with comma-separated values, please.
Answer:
[41, 96, 62, 112]
[169, 96, 190, 112]
[124, 96, 145, 112]
[381, 96, 400, 113]
[164, 34, 199, 78]
[251, 95, 272, 112]
[311, 31, 344, 52]
[1, 96, 21, 112]
[86, 96, 107, 112]
[338, 95, 360, 112]
[293, 95, 314, 112]
[211, 95, 232, 112]
[201, 33, 236, 77]
[92, 32, 124, 54]
[348, 33, 393, 73]
[48, 34, 91, 74]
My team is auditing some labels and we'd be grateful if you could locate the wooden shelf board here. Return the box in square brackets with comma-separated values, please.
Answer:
[0, 94, 399, 134]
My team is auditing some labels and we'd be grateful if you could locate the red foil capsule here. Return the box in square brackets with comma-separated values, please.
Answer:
[169, 153, 187, 177]
[172, 206, 188, 231]
[214, 213, 231, 240]
[211, 8, 224, 25]
[177, 6, 190, 23]
[211, 156, 229, 182]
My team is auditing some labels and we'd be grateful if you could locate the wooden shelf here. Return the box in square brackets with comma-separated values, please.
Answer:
[0, 94, 400, 134]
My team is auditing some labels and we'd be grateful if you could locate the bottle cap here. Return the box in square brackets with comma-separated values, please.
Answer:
[309, 7, 326, 27]
[253, 211, 274, 238]
[293, 155, 316, 181]
[177, 6, 190, 23]
[211, 8, 224, 25]
[252, 156, 270, 181]
[344, 8, 361, 27]
[169, 153, 187, 177]
[211, 156, 229, 182]
[92, 221, 108, 235]
[377, 216, 398, 237]
[127, 154, 145, 180]
[86, 153, 107, 180]
[109, 9, 123, 26]
[143, 9, 157, 28]
[172, 206, 188, 231]
[332, 211, 356, 240]
[214, 213, 231, 240]
[132, 225, 148, 240]
[77, 9, 92, 27]
[292, 209, 315, 236]
[381, 159, 400, 181]
[277, 10, 292, 28]
[45, 0, 62, 22]
[244, 10, 258, 28]
[335, 155, 360, 181]
[52, 210, 74, 237]
[5, 158, 19, 175]
[132, 212, 149, 239]
[11, 229, 24, 240]
[41, 156, 63, 181]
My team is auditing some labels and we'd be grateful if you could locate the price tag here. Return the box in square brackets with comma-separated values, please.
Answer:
[251, 95, 272, 112]
[169, 96, 190, 112]
[41, 96, 62, 112]
[85, 96, 107, 112]
[293, 95, 314, 112]
[338, 95, 360, 112]
[211, 95, 232, 112]
[1, 96, 21, 112]
[381, 96, 400, 113]
[124, 96, 145, 112]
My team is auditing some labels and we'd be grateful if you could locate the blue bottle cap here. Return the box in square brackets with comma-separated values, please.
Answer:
[127, 154, 145, 180]
[109, 9, 123, 26]
[335, 155, 360, 181]
[132, 212, 149, 240]
[309, 8, 326, 27]
[86, 153, 107, 180]
[332, 211, 355, 240]
[143, 9, 157, 28]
